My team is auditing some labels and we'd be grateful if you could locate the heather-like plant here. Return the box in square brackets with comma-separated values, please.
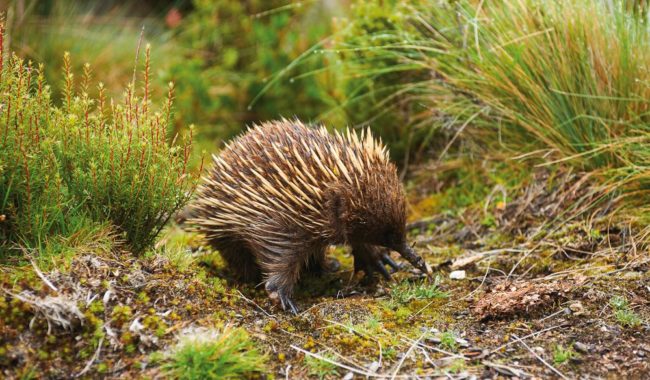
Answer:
[0, 52, 73, 246]
[0, 29, 198, 255]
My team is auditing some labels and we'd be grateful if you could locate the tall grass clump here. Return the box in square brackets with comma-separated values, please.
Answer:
[334, 0, 650, 208]
[0, 27, 198, 255]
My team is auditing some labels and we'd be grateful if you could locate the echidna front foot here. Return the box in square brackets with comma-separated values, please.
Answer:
[352, 244, 398, 283]
[381, 253, 403, 273]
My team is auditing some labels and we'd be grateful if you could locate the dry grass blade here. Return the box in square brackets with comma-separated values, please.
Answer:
[4, 289, 84, 333]
[512, 334, 569, 380]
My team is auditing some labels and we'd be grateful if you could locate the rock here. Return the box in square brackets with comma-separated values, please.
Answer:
[456, 337, 470, 348]
[573, 342, 590, 354]
[569, 301, 585, 316]
[366, 361, 380, 373]
[450, 270, 466, 280]
[426, 337, 441, 344]
[342, 372, 354, 380]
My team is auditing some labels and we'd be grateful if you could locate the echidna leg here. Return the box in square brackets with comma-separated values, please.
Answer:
[209, 239, 261, 283]
[352, 244, 395, 283]
[263, 255, 302, 315]
[306, 247, 340, 275]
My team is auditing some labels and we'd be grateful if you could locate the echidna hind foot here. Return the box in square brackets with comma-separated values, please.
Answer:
[210, 239, 262, 283]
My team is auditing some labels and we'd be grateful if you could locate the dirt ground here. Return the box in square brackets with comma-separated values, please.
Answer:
[1, 169, 649, 379]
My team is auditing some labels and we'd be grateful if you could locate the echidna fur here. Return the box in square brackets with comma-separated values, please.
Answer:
[188, 119, 429, 313]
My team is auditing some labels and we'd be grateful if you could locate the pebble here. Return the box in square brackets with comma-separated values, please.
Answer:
[573, 342, 590, 354]
[449, 270, 466, 280]
[569, 301, 585, 315]
[456, 337, 470, 348]
[366, 361, 380, 373]
[342, 372, 354, 380]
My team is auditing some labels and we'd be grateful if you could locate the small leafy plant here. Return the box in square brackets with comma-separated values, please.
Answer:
[389, 277, 448, 305]
[553, 345, 577, 365]
[163, 327, 266, 379]
[439, 330, 458, 351]
[304, 352, 339, 380]
[610, 295, 643, 328]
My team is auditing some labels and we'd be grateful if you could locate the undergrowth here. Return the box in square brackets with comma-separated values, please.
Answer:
[610, 295, 643, 328]
[389, 277, 448, 305]
[331, 0, 650, 227]
[0, 25, 198, 256]
[163, 327, 266, 379]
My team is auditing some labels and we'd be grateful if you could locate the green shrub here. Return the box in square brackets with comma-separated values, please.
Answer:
[166, 0, 341, 143]
[389, 277, 448, 305]
[163, 327, 266, 379]
[553, 345, 576, 365]
[330, 0, 433, 161]
[0, 33, 197, 254]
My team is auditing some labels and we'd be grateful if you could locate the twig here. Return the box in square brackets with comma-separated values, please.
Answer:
[512, 334, 569, 380]
[291, 345, 392, 378]
[401, 336, 465, 360]
[462, 259, 491, 300]
[234, 290, 274, 318]
[76, 336, 104, 377]
[27, 254, 58, 292]
[284, 364, 291, 380]
[489, 324, 563, 354]
[391, 332, 426, 379]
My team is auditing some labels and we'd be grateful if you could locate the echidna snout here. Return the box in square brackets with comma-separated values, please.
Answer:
[188, 119, 429, 314]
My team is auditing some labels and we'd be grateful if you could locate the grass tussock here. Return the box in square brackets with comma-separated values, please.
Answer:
[0, 26, 198, 256]
[163, 326, 266, 379]
[334, 0, 650, 222]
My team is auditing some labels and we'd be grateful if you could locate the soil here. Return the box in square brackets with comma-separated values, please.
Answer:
[1, 168, 649, 379]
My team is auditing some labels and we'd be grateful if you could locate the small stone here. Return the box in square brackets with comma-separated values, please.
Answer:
[449, 270, 466, 280]
[532, 346, 545, 355]
[426, 337, 442, 344]
[573, 342, 590, 354]
[569, 301, 585, 316]
[342, 372, 354, 380]
[367, 361, 380, 373]
[455, 337, 470, 347]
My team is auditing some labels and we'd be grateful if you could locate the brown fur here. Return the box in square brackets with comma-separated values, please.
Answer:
[188, 119, 426, 312]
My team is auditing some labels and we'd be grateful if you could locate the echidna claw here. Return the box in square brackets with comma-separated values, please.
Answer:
[381, 253, 402, 273]
[374, 260, 392, 281]
[266, 283, 299, 315]
[281, 295, 299, 316]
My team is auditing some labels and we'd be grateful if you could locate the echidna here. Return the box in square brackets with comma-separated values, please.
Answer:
[188, 120, 428, 314]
